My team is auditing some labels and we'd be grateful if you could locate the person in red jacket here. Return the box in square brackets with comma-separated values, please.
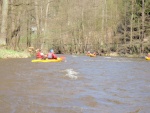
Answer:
[36, 49, 44, 59]
[47, 49, 57, 59]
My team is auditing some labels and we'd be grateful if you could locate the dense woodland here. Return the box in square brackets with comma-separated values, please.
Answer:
[0, 0, 150, 56]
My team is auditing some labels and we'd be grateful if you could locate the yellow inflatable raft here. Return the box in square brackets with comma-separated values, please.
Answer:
[89, 54, 96, 57]
[31, 57, 64, 63]
[145, 57, 150, 60]
[87, 54, 96, 57]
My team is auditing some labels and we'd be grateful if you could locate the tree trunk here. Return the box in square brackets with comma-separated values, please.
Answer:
[34, 0, 40, 41]
[140, 0, 145, 54]
[124, 1, 127, 54]
[101, 0, 105, 46]
[0, 0, 9, 45]
[41, 0, 50, 49]
[130, 0, 134, 49]
[105, 0, 109, 54]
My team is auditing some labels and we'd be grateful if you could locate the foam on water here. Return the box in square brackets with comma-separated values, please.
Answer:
[64, 69, 78, 80]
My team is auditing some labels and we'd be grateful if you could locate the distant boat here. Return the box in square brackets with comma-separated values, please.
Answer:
[145, 56, 150, 60]
[87, 53, 96, 57]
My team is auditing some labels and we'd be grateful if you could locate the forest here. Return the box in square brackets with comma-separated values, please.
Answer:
[0, 0, 150, 56]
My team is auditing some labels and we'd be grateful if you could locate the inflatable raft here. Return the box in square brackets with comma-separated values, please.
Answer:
[145, 57, 150, 60]
[89, 54, 96, 57]
[31, 57, 64, 63]
[87, 54, 96, 57]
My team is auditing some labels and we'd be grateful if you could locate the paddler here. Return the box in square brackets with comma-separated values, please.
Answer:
[147, 53, 150, 58]
[36, 49, 45, 59]
[86, 51, 91, 56]
[47, 49, 57, 59]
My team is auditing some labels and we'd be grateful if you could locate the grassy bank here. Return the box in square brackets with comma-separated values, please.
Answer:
[0, 49, 31, 59]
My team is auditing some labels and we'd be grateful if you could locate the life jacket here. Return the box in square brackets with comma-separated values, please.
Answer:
[47, 52, 52, 59]
[52, 53, 57, 59]
[47, 52, 57, 59]
[36, 52, 43, 59]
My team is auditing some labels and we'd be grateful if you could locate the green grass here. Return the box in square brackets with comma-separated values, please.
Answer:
[0, 49, 31, 58]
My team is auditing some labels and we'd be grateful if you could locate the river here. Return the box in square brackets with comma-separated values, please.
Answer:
[0, 55, 150, 113]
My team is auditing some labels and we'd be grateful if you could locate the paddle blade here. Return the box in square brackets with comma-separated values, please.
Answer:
[59, 56, 66, 60]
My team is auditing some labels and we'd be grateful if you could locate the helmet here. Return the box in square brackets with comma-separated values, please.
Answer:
[50, 49, 54, 53]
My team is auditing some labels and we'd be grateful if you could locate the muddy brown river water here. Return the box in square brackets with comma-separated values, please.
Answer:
[0, 55, 150, 113]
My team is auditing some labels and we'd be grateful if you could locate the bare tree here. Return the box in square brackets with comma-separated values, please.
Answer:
[140, 0, 145, 54]
[0, 0, 9, 45]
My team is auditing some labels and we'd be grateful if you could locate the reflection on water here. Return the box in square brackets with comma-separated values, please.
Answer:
[0, 56, 150, 113]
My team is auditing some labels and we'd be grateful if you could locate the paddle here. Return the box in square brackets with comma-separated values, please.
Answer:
[59, 56, 66, 60]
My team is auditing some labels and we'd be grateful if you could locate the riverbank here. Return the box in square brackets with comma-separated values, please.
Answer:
[0, 49, 31, 59]
[0, 48, 146, 59]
